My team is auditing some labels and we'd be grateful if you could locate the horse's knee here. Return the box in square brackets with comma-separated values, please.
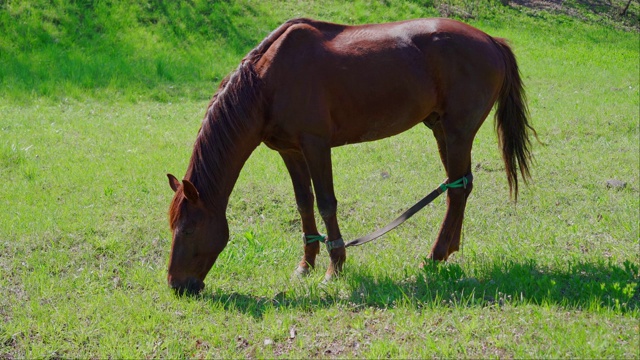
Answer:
[296, 203, 314, 218]
[295, 192, 315, 214]
[316, 197, 338, 220]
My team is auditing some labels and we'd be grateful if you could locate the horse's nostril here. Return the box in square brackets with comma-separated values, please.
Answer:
[170, 278, 204, 296]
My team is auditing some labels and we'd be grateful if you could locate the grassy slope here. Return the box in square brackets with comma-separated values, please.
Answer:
[1, 0, 638, 358]
[1, 0, 636, 101]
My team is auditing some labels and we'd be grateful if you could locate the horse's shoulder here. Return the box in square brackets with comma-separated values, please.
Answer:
[279, 18, 345, 43]
[262, 19, 342, 61]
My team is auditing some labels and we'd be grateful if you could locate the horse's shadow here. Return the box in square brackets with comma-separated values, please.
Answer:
[200, 259, 639, 319]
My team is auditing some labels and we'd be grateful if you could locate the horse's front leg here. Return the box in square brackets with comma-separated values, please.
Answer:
[279, 151, 321, 276]
[300, 134, 346, 281]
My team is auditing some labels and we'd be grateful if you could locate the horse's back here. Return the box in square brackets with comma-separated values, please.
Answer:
[257, 18, 506, 148]
[261, 18, 497, 58]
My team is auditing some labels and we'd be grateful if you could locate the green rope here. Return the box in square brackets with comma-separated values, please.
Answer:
[304, 234, 327, 244]
[304, 234, 344, 251]
[439, 175, 469, 193]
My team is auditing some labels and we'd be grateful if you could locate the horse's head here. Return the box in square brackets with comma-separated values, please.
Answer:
[166, 174, 228, 295]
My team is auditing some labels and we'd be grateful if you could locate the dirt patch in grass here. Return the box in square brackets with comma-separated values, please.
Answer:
[435, 0, 638, 30]
[508, 0, 638, 31]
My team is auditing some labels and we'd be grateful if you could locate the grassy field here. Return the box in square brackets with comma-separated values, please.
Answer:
[1, 0, 638, 358]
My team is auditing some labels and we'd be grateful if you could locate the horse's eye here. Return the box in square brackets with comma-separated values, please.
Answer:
[182, 225, 196, 236]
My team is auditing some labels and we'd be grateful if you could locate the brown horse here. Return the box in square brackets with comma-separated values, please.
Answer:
[166, 18, 535, 294]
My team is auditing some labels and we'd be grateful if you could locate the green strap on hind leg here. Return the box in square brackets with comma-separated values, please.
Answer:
[439, 173, 473, 193]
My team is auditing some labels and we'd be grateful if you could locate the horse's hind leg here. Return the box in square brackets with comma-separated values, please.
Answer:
[429, 120, 475, 261]
[280, 151, 321, 275]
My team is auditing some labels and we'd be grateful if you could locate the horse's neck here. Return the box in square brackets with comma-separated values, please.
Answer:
[186, 63, 265, 211]
[186, 118, 262, 212]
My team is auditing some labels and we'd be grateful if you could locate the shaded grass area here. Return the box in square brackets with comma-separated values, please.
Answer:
[206, 259, 639, 318]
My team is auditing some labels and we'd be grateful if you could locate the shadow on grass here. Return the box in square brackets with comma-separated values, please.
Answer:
[202, 259, 639, 319]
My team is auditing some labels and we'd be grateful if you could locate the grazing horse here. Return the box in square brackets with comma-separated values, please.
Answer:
[166, 18, 536, 294]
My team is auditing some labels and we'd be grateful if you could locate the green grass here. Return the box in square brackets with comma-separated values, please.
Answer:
[1, 0, 639, 358]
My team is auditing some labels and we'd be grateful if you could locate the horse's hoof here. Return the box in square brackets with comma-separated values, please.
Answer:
[419, 259, 438, 268]
[323, 269, 342, 284]
[321, 273, 333, 285]
[293, 266, 310, 278]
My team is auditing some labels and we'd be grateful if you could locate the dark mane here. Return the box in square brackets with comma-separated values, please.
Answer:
[169, 62, 264, 229]
[171, 21, 321, 230]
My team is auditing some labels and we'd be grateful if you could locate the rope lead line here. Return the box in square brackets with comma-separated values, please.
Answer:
[301, 174, 472, 249]
[344, 173, 473, 248]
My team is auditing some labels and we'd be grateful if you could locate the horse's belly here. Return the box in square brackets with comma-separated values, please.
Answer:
[330, 111, 427, 146]
[325, 63, 437, 146]
[328, 84, 436, 146]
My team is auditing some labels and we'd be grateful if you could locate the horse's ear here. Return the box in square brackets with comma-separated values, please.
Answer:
[182, 179, 200, 203]
[167, 174, 181, 193]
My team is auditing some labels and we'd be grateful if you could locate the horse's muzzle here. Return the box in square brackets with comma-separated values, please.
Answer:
[169, 277, 205, 296]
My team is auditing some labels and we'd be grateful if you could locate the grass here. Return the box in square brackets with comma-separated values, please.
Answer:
[1, 0, 639, 358]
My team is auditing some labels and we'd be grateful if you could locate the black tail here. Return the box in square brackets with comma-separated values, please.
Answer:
[493, 38, 537, 200]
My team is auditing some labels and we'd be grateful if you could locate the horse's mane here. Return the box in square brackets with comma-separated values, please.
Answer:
[168, 64, 263, 230]
[170, 19, 319, 229]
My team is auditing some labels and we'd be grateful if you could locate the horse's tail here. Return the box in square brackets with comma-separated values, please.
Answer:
[493, 38, 537, 200]
[244, 18, 315, 63]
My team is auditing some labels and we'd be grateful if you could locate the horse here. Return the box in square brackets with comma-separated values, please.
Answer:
[166, 17, 536, 294]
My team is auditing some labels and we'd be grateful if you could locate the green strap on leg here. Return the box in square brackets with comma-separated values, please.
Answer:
[325, 238, 344, 251]
[303, 234, 344, 251]
[303, 234, 327, 244]
[439, 174, 472, 193]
